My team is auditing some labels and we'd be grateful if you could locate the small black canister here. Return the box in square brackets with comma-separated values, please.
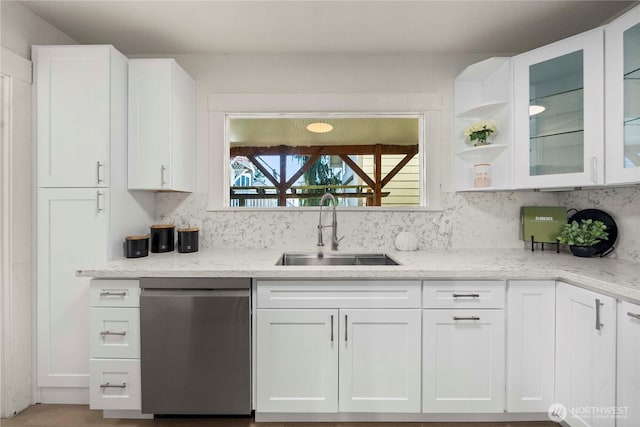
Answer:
[177, 228, 199, 253]
[150, 224, 175, 253]
[125, 235, 149, 258]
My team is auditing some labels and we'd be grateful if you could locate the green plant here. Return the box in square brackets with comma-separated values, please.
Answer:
[556, 219, 609, 247]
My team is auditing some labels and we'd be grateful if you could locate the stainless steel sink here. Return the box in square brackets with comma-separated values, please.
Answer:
[276, 252, 400, 266]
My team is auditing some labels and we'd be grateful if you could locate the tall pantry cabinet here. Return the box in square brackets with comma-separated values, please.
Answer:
[33, 45, 154, 403]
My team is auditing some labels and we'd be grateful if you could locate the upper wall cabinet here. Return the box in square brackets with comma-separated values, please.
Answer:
[454, 58, 513, 191]
[605, 6, 640, 185]
[34, 45, 122, 187]
[128, 59, 196, 192]
[513, 28, 604, 189]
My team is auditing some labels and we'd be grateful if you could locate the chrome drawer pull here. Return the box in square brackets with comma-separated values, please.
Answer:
[97, 161, 104, 184]
[596, 298, 603, 331]
[100, 331, 127, 336]
[100, 382, 127, 389]
[452, 293, 480, 298]
[453, 316, 480, 321]
[330, 315, 334, 342]
[99, 291, 127, 297]
[628, 312, 640, 320]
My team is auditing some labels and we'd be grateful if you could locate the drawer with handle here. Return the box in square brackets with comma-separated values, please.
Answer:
[90, 307, 140, 358]
[90, 279, 140, 308]
[423, 280, 505, 309]
[89, 359, 141, 410]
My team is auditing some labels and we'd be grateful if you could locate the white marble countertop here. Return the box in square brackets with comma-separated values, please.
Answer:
[77, 248, 640, 304]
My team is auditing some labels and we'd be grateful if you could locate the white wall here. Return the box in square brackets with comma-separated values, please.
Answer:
[0, 1, 76, 418]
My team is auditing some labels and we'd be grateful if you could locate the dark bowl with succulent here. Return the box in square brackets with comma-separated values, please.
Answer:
[556, 219, 609, 257]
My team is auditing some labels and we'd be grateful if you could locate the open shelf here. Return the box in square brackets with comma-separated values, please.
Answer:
[456, 144, 508, 164]
[456, 102, 508, 119]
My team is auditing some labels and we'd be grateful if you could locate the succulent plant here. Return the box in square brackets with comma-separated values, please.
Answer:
[556, 219, 609, 247]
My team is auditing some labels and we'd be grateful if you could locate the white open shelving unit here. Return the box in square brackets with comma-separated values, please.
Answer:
[454, 58, 513, 191]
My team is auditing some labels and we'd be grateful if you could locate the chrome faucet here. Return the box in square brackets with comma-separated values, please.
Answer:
[317, 193, 343, 251]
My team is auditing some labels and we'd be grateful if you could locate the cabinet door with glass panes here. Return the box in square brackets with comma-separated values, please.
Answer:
[513, 28, 604, 189]
[606, 5, 640, 185]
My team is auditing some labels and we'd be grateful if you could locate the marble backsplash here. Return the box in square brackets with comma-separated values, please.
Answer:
[157, 190, 562, 254]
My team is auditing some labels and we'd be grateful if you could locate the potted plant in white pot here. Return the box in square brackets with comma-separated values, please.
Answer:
[556, 219, 609, 257]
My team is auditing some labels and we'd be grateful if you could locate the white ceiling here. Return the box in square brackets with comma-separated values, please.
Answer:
[18, 1, 638, 55]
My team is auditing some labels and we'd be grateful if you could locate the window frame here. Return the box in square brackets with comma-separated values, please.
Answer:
[207, 93, 444, 211]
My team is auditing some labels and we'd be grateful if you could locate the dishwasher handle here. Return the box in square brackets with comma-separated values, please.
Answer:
[141, 288, 249, 298]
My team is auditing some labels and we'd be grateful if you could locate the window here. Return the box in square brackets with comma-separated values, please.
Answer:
[227, 115, 423, 208]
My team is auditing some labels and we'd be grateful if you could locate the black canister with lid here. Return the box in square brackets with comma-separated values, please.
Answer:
[125, 235, 149, 258]
[150, 224, 175, 253]
[177, 228, 199, 253]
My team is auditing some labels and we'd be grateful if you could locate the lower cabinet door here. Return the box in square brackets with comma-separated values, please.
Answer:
[89, 359, 141, 410]
[423, 309, 505, 413]
[556, 282, 616, 427]
[256, 309, 338, 412]
[37, 188, 108, 389]
[506, 281, 555, 412]
[617, 301, 640, 427]
[339, 309, 421, 413]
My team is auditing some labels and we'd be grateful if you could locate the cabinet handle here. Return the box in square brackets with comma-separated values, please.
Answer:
[453, 316, 480, 321]
[627, 312, 640, 320]
[100, 331, 127, 336]
[96, 191, 103, 212]
[595, 298, 603, 330]
[100, 382, 127, 389]
[161, 164, 167, 185]
[330, 315, 334, 342]
[99, 291, 127, 297]
[345, 314, 348, 342]
[97, 161, 104, 184]
[591, 157, 598, 183]
[452, 293, 480, 298]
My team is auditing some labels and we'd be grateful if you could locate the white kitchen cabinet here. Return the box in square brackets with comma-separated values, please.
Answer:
[34, 45, 120, 188]
[617, 301, 640, 427]
[506, 281, 555, 412]
[128, 59, 196, 192]
[255, 280, 421, 414]
[37, 188, 108, 390]
[513, 28, 604, 189]
[454, 57, 513, 191]
[339, 309, 421, 413]
[34, 45, 155, 405]
[422, 309, 505, 413]
[256, 309, 339, 413]
[605, 5, 640, 184]
[555, 282, 616, 427]
[89, 279, 143, 413]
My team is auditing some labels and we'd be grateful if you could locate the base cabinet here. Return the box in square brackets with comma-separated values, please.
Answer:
[422, 309, 505, 413]
[506, 281, 555, 412]
[339, 310, 421, 413]
[556, 282, 616, 427]
[255, 280, 421, 414]
[256, 309, 338, 413]
[617, 301, 640, 427]
[89, 280, 142, 412]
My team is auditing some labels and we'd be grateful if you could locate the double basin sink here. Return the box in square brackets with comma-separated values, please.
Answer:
[276, 252, 400, 266]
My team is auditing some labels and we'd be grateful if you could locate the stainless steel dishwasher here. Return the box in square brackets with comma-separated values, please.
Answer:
[140, 278, 251, 415]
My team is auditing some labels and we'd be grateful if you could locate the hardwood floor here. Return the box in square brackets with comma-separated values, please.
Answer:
[1, 405, 559, 427]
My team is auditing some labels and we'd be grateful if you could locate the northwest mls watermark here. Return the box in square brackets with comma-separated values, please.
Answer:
[548, 403, 629, 423]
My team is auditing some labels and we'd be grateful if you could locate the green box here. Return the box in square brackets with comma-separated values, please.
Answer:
[521, 206, 567, 243]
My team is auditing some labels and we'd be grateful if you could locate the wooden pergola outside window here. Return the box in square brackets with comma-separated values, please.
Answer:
[230, 143, 419, 206]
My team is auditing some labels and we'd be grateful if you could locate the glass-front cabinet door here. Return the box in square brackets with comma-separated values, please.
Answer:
[514, 28, 604, 189]
[606, 6, 640, 185]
